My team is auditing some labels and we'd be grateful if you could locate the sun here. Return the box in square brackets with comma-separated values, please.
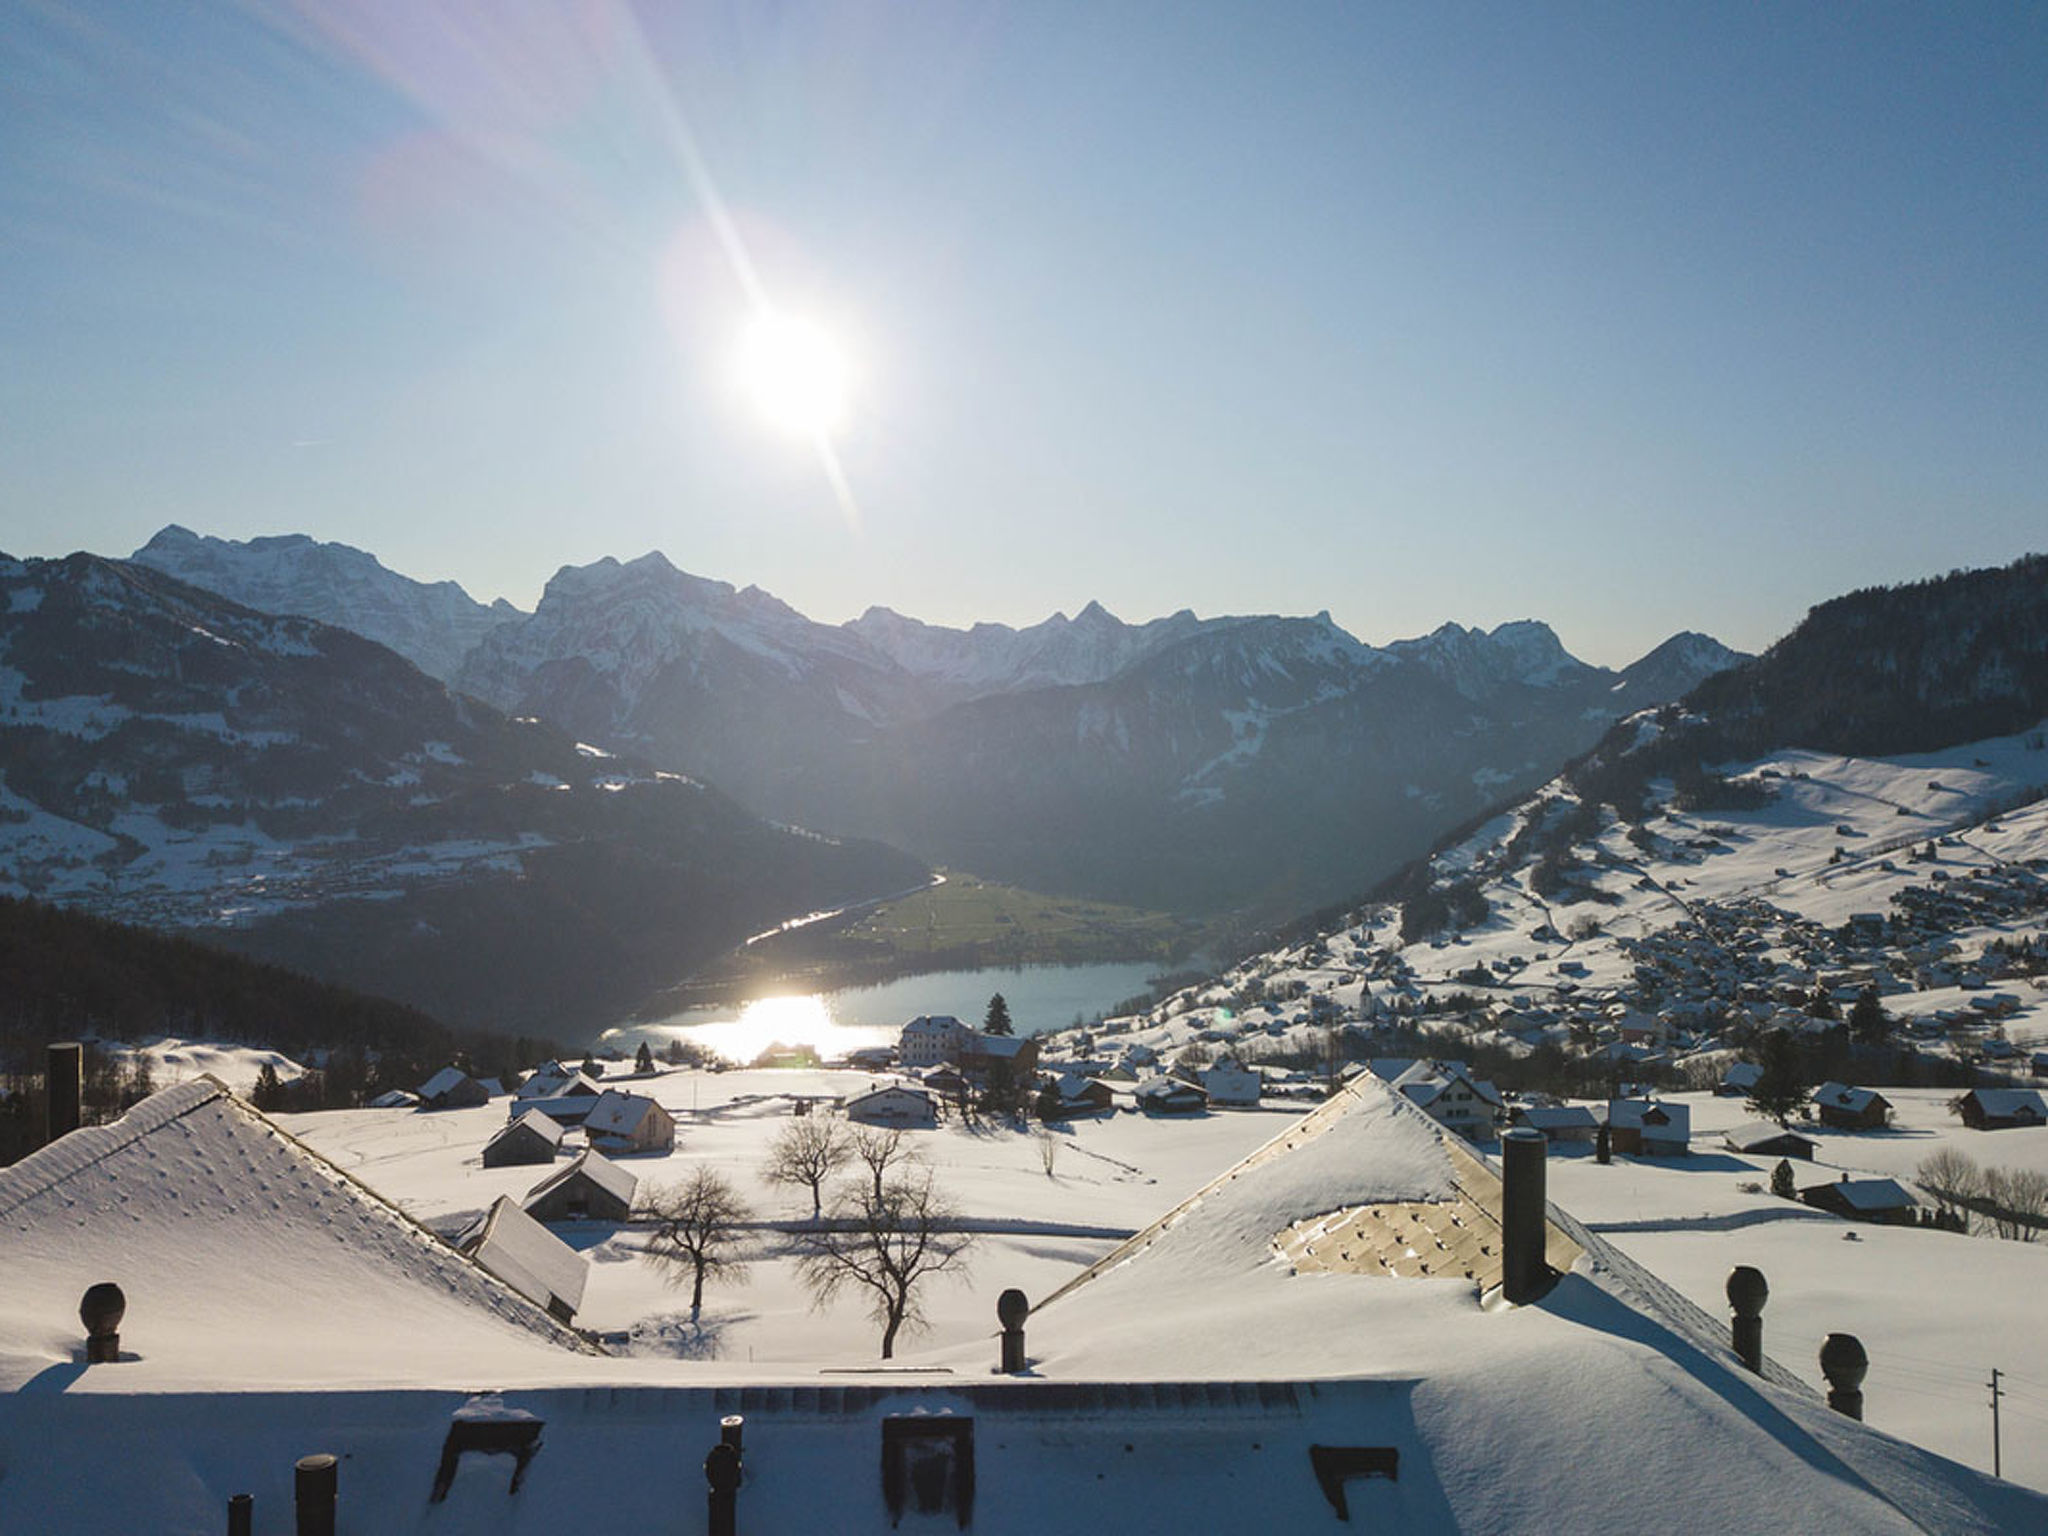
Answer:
[736, 309, 851, 439]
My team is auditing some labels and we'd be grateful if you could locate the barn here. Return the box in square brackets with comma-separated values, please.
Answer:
[523, 1149, 638, 1224]
[481, 1109, 565, 1169]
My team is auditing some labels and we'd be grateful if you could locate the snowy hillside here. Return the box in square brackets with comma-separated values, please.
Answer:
[0, 553, 926, 1026]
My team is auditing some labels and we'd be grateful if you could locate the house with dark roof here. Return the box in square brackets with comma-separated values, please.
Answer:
[1717, 1061, 1763, 1097]
[523, 1149, 638, 1224]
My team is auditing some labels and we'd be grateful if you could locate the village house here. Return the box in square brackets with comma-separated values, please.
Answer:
[1717, 1062, 1762, 1097]
[1134, 1076, 1209, 1115]
[1811, 1083, 1893, 1131]
[1200, 1058, 1262, 1107]
[523, 1149, 637, 1224]
[416, 1066, 491, 1111]
[1040, 1072, 1114, 1119]
[1388, 1060, 1503, 1141]
[1798, 1175, 1918, 1226]
[481, 1108, 566, 1169]
[581, 1090, 675, 1155]
[897, 1015, 971, 1070]
[1607, 1098, 1691, 1157]
[1508, 1104, 1599, 1144]
[457, 1196, 588, 1323]
[1724, 1122, 1818, 1160]
[1956, 1087, 2048, 1131]
[844, 1084, 939, 1128]
[516, 1062, 602, 1102]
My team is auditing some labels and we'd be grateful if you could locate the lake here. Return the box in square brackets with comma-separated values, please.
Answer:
[594, 960, 1167, 1064]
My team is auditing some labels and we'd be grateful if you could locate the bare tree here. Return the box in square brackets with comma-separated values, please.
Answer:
[848, 1125, 923, 1201]
[644, 1167, 753, 1317]
[1034, 1124, 1060, 1178]
[764, 1116, 851, 1218]
[1981, 1165, 2048, 1242]
[1916, 1146, 1983, 1226]
[796, 1159, 974, 1358]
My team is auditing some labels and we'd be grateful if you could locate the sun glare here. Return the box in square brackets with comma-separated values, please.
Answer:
[737, 310, 851, 439]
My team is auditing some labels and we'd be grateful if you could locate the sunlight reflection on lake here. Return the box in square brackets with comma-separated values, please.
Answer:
[595, 961, 1163, 1064]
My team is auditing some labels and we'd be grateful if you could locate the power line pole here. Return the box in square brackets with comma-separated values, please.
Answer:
[1989, 1367, 2004, 1479]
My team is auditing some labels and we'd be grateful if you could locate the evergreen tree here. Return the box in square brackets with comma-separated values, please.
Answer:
[983, 993, 1013, 1036]
[1770, 1159, 1797, 1200]
[251, 1061, 285, 1111]
[1745, 1033, 1809, 1127]
[635, 1041, 656, 1075]
[1848, 985, 1889, 1046]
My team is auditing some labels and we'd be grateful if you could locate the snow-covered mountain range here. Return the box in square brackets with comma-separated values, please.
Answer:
[0, 551, 923, 1027]
[446, 548, 1742, 914]
[132, 525, 524, 683]
[87, 527, 1752, 918]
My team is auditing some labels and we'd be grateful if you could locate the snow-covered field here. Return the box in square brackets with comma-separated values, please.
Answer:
[281, 1070, 1302, 1363]
[272, 1067, 2048, 1493]
[1543, 1088, 2048, 1490]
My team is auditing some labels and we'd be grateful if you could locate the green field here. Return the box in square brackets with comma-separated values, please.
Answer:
[838, 872, 1191, 963]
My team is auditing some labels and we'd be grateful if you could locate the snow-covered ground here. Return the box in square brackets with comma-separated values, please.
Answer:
[1541, 1088, 2048, 1489]
[281, 1069, 1302, 1363]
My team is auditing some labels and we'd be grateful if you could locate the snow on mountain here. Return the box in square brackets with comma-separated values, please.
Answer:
[1384, 618, 1599, 696]
[1611, 630, 1747, 700]
[132, 525, 523, 683]
[843, 599, 1210, 699]
[0, 552, 927, 1026]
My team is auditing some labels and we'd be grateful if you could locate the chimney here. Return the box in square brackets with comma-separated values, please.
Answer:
[1726, 1266, 1767, 1374]
[1500, 1128, 1549, 1304]
[47, 1042, 83, 1144]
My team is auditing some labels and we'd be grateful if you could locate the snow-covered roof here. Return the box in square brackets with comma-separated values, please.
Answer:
[583, 1089, 664, 1137]
[1391, 1059, 1504, 1109]
[1720, 1062, 1762, 1090]
[1967, 1088, 2048, 1119]
[845, 1084, 934, 1110]
[524, 1148, 637, 1209]
[1813, 1082, 1890, 1114]
[1724, 1121, 1817, 1151]
[517, 1065, 601, 1100]
[1607, 1097, 1691, 1136]
[461, 1197, 587, 1318]
[488, 1108, 566, 1150]
[1514, 1105, 1598, 1133]
[0, 1079, 586, 1393]
[1805, 1177, 1916, 1213]
[417, 1065, 474, 1099]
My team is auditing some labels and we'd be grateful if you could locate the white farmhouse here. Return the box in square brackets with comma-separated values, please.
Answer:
[897, 1015, 970, 1070]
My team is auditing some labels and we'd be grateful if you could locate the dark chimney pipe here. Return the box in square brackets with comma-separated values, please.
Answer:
[997, 1289, 1029, 1374]
[706, 1440, 741, 1536]
[1501, 1128, 1549, 1304]
[1726, 1266, 1767, 1374]
[80, 1281, 125, 1364]
[295, 1454, 337, 1536]
[1820, 1333, 1868, 1420]
[47, 1041, 82, 1144]
[227, 1494, 253, 1536]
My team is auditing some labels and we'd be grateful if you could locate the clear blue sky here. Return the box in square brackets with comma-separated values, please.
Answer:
[3, 2, 2042, 665]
